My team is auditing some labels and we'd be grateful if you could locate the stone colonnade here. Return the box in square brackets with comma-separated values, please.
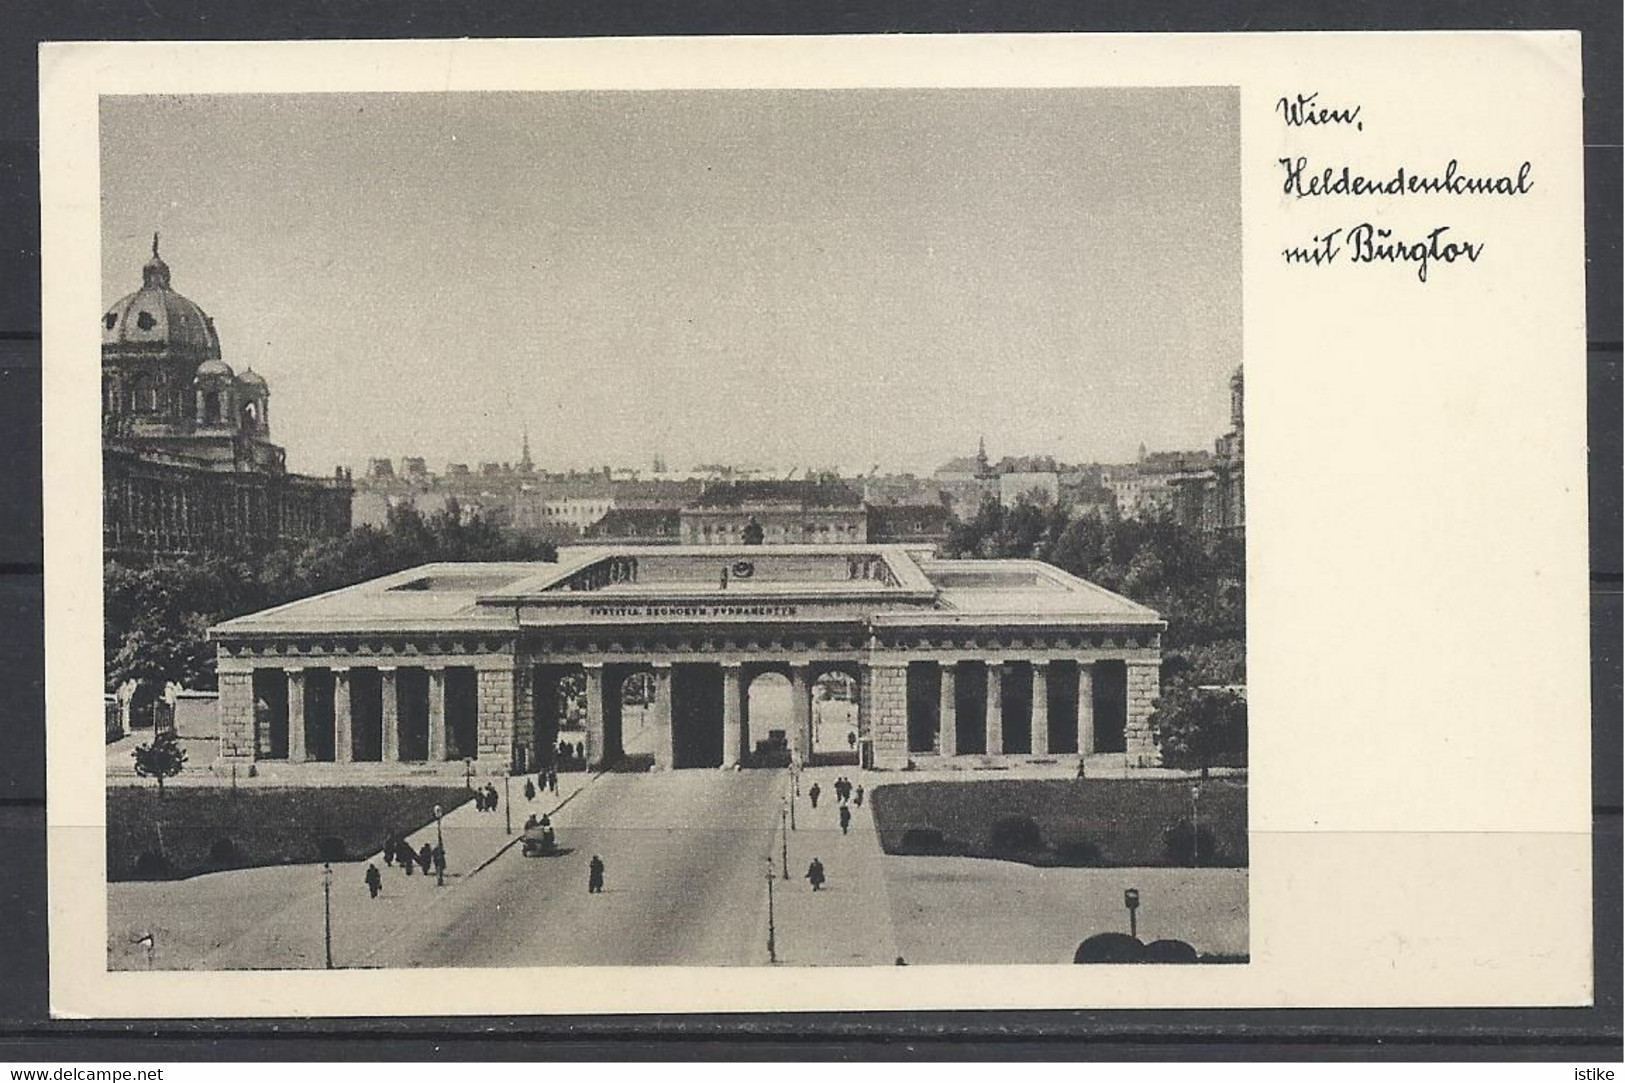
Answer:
[216, 655, 517, 770]
[217, 644, 1161, 771]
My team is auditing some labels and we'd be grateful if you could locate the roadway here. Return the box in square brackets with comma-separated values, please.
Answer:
[375, 769, 784, 967]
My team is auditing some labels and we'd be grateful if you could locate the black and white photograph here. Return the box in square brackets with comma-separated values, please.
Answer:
[96, 86, 1248, 972]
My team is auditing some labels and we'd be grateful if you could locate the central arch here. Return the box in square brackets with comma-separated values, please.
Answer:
[744, 670, 792, 766]
[811, 669, 859, 763]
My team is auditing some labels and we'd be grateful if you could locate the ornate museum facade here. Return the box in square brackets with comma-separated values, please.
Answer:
[102, 237, 351, 558]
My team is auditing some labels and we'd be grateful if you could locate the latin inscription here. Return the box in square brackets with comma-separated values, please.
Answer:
[586, 604, 800, 618]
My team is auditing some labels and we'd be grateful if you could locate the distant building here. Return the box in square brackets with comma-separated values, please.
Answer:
[680, 478, 869, 545]
[1111, 366, 1245, 534]
[1103, 449, 1214, 521]
[101, 237, 351, 558]
[584, 507, 681, 543]
[998, 471, 1060, 506]
[868, 503, 952, 546]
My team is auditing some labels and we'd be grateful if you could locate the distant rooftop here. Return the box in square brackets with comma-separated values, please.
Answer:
[688, 478, 864, 509]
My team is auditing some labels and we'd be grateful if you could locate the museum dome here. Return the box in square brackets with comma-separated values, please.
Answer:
[102, 235, 222, 360]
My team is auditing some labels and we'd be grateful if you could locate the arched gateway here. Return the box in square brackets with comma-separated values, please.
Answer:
[210, 545, 1165, 773]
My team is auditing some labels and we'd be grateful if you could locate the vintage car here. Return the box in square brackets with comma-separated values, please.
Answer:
[520, 823, 558, 857]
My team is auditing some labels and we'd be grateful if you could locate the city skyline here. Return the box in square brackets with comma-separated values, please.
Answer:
[102, 89, 1240, 476]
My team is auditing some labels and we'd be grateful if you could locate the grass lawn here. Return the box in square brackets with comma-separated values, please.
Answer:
[870, 777, 1247, 868]
[107, 785, 475, 881]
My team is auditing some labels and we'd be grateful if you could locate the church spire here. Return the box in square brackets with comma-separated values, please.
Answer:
[519, 428, 534, 472]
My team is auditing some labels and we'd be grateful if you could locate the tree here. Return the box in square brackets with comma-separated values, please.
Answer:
[132, 728, 188, 797]
[1148, 683, 1247, 778]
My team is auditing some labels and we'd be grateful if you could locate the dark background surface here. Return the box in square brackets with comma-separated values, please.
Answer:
[0, 0, 1617, 1060]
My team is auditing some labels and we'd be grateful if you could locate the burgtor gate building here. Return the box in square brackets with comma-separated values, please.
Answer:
[210, 545, 1165, 772]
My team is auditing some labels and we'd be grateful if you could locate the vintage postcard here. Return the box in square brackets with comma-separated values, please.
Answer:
[41, 33, 1590, 1017]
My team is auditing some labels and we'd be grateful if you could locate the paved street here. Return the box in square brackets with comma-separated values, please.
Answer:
[366, 770, 786, 967]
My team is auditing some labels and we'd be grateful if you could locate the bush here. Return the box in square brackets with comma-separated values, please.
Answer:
[1162, 819, 1220, 866]
[1074, 933, 1145, 963]
[132, 851, 171, 878]
[208, 837, 243, 867]
[1051, 837, 1104, 866]
[316, 835, 348, 862]
[898, 827, 946, 855]
[989, 815, 1044, 854]
[1144, 939, 1200, 963]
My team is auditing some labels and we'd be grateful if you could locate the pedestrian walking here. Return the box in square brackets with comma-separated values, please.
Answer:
[839, 804, 851, 835]
[364, 863, 382, 899]
[473, 789, 487, 812]
[1076, 757, 1088, 779]
[417, 842, 433, 874]
[805, 857, 826, 891]
[548, 769, 558, 795]
[854, 785, 864, 807]
[809, 783, 821, 809]
[382, 837, 396, 867]
[525, 813, 539, 830]
[575, 741, 585, 764]
[485, 782, 499, 813]
[398, 839, 414, 874]
[432, 844, 446, 879]
[524, 778, 537, 802]
[588, 855, 605, 894]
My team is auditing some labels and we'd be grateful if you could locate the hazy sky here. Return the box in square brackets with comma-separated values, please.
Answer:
[101, 89, 1239, 476]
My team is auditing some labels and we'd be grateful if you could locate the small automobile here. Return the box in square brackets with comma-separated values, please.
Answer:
[521, 822, 558, 857]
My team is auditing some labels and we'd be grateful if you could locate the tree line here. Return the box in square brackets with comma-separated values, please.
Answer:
[105, 500, 557, 694]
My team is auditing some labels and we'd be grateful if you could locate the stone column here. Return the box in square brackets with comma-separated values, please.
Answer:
[333, 667, 353, 764]
[379, 667, 399, 764]
[868, 662, 910, 770]
[984, 661, 1004, 756]
[789, 663, 813, 764]
[649, 663, 673, 771]
[427, 667, 447, 763]
[1030, 661, 1050, 757]
[216, 669, 256, 761]
[1125, 660, 1163, 767]
[1077, 662, 1096, 755]
[286, 668, 307, 762]
[937, 662, 958, 757]
[584, 663, 606, 768]
[722, 663, 743, 768]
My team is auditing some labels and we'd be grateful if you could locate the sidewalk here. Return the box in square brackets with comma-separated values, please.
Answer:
[108, 771, 593, 970]
[772, 767, 900, 967]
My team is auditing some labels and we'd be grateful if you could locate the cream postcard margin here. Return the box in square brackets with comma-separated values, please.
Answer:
[41, 33, 1591, 1017]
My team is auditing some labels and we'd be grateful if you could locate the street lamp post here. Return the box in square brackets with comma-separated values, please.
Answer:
[1189, 783, 1202, 868]
[504, 773, 512, 836]
[780, 800, 790, 880]
[433, 803, 445, 887]
[464, 758, 474, 791]
[1124, 888, 1140, 940]
[321, 862, 334, 969]
[765, 857, 777, 964]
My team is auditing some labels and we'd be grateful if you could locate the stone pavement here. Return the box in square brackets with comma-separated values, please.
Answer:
[107, 771, 591, 970]
[771, 766, 901, 967]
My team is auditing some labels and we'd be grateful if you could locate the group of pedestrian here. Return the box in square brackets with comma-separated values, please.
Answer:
[535, 768, 559, 797]
[801, 769, 870, 891]
[367, 833, 446, 897]
[472, 782, 501, 813]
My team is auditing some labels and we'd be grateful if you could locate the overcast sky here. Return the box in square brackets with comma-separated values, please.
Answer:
[101, 89, 1239, 476]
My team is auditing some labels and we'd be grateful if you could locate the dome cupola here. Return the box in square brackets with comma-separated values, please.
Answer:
[102, 234, 222, 361]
